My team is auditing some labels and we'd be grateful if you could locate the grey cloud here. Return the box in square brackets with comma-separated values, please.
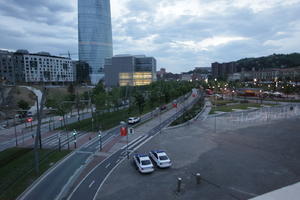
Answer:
[0, 0, 75, 26]
[0, 0, 300, 73]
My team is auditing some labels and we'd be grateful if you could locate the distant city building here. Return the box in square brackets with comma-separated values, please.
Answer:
[23, 52, 74, 83]
[0, 49, 74, 84]
[181, 73, 192, 81]
[104, 55, 157, 87]
[0, 50, 24, 84]
[228, 73, 242, 81]
[157, 68, 166, 79]
[192, 73, 208, 81]
[252, 67, 300, 81]
[226, 67, 300, 82]
[163, 72, 181, 81]
[73, 61, 91, 84]
[78, 0, 113, 85]
[211, 62, 237, 79]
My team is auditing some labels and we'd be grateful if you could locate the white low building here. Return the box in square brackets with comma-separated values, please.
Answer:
[23, 52, 74, 83]
[228, 73, 242, 81]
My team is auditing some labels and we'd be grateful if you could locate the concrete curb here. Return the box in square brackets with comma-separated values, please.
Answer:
[165, 98, 207, 130]
[207, 103, 298, 118]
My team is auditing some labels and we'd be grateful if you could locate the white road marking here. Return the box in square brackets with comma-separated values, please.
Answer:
[89, 180, 95, 188]
[105, 163, 111, 168]
[229, 187, 257, 197]
[116, 159, 120, 163]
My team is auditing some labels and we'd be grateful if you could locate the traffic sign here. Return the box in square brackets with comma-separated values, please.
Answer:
[129, 128, 134, 135]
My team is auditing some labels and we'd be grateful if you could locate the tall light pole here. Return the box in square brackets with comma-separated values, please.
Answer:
[98, 131, 102, 151]
[58, 133, 61, 151]
[120, 121, 129, 159]
[73, 129, 77, 149]
[13, 117, 18, 146]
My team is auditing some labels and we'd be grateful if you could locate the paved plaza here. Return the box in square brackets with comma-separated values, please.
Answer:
[96, 109, 300, 200]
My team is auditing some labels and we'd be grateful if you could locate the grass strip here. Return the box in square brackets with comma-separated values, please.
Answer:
[170, 99, 204, 126]
[0, 148, 70, 200]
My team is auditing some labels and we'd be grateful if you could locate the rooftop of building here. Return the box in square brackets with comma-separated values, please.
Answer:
[0, 49, 70, 60]
[108, 54, 154, 59]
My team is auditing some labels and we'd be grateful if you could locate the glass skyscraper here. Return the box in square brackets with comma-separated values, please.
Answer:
[78, 0, 113, 84]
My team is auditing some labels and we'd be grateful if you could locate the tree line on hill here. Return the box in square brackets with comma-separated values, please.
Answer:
[236, 53, 300, 70]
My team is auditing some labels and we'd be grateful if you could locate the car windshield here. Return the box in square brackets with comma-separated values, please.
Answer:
[159, 156, 168, 160]
[141, 160, 151, 165]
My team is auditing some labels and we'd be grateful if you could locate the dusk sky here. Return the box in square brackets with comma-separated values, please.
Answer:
[0, 0, 299, 73]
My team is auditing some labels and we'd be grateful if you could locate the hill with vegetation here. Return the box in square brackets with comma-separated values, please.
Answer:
[236, 53, 300, 70]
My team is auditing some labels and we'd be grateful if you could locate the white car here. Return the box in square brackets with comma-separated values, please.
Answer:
[149, 150, 172, 168]
[128, 117, 140, 124]
[133, 154, 154, 173]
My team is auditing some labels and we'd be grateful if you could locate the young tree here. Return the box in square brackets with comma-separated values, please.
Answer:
[17, 99, 30, 117]
[94, 92, 107, 111]
[46, 94, 72, 129]
[67, 83, 75, 95]
[18, 99, 29, 110]
[134, 92, 145, 114]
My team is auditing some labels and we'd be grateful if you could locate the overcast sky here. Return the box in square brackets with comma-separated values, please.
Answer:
[0, 0, 300, 73]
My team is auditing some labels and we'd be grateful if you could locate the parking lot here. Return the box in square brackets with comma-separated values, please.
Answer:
[95, 114, 300, 200]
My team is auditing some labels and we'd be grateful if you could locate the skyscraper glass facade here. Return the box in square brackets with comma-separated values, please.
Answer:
[78, 0, 113, 84]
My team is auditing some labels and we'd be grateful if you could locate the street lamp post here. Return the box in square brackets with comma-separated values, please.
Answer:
[48, 117, 51, 131]
[30, 119, 33, 131]
[91, 118, 94, 131]
[22, 128, 24, 144]
[120, 121, 129, 159]
[98, 131, 102, 151]
[13, 117, 18, 146]
[60, 117, 63, 128]
[58, 133, 61, 152]
[67, 131, 70, 150]
[73, 130, 77, 149]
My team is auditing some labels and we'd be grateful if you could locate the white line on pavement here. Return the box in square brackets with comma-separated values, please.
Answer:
[88, 180, 95, 188]
[116, 159, 120, 163]
[105, 163, 111, 169]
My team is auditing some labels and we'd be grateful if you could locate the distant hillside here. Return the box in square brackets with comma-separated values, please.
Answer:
[236, 53, 300, 71]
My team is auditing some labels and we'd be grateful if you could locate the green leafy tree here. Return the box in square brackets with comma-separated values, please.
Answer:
[149, 89, 159, 108]
[94, 92, 107, 111]
[46, 94, 72, 128]
[134, 92, 145, 114]
[18, 100, 29, 111]
[93, 82, 105, 95]
[17, 100, 30, 117]
[67, 84, 75, 94]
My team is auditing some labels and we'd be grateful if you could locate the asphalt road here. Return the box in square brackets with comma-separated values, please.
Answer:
[67, 95, 200, 200]
[19, 93, 197, 200]
[95, 114, 300, 200]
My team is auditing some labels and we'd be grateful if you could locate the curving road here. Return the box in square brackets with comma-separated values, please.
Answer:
[19, 92, 200, 200]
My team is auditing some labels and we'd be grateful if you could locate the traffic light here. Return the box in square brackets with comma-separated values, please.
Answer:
[72, 129, 77, 138]
[27, 117, 33, 122]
